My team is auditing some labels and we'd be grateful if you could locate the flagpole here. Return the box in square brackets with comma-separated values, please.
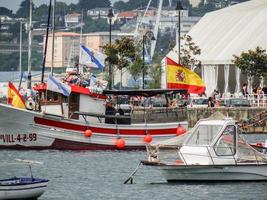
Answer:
[78, 9, 84, 74]
[51, 0, 56, 76]
[41, 0, 52, 83]
[107, 9, 114, 90]
[27, 0, 32, 90]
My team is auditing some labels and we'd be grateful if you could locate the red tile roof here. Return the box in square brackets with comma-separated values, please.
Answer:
[117, 11, 136, 18]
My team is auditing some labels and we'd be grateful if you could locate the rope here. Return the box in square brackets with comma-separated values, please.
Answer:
[239, 109, 267, 130]
[123, 161, 142, 184]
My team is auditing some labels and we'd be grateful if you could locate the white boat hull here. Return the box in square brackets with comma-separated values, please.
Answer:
[0, 103, 187, 150]
[159, 164, 267, 181]
[0, 180, 48, 200]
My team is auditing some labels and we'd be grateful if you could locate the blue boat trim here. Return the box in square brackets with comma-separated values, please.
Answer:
[0, 177, 49, 186]
[0, 185, 47, 191]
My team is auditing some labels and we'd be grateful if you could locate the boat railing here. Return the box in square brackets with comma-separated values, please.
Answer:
[148, 144, 267, 166]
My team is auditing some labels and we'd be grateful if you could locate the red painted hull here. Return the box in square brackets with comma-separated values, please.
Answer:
[34, 117, 178, 135]
[0, 138, 145, 151]
[0, 103, 187, 151]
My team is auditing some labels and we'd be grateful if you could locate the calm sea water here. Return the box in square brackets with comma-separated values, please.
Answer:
[1, 150, 267, 200]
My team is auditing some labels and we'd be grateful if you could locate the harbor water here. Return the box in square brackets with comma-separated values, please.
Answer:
[1, 150, 267, 200]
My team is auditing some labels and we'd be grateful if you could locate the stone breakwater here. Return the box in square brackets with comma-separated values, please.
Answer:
[131, 107, 267, 133]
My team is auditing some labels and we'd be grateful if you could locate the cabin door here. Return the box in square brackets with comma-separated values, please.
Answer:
[69, 93, 80, 119]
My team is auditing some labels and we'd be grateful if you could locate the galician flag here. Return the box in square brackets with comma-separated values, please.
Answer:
[47, 74, 71, 96]
[166, 57, 206, 94]
[80, 45, 106, 69]
[7, 82, 26, 109]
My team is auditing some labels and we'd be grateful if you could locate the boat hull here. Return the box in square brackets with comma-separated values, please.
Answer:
[159, 164, 267, 182]
[0, 178, 48, 200]
[0, 104, 187, 150]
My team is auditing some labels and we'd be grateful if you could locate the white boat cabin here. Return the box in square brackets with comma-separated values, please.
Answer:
[35, 84, 106, 123]
[179, 118, 264, 165]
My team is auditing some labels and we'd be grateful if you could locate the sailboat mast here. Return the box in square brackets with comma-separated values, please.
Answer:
[19, 21, 22, 74]
[41, 0, 52, 83]
[78, 9, 83, 74]
[27, 0, 32, 89]
[51, 0, 56, 76]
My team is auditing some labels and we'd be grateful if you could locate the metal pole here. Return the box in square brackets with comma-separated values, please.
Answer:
[108, 17, 112, 90]
[178, 9, 181, 64]
[79, 9, 83, 74]
[41, 0, 52, 83]
[142, 35, 145, 89]
[19, 21, 22, 73]
[51, 0, 55, 75]
[27, 0, 32, 89]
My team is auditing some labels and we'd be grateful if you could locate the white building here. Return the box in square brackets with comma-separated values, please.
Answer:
[189, 0, 201, 7]
[64, 13, 81, 28]
[163, 0, 267, 96]
[87, 8, 119, 19]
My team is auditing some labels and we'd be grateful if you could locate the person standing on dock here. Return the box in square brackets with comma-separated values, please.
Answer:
[242, 83, 248, 97]
[208, 97, 214, 107]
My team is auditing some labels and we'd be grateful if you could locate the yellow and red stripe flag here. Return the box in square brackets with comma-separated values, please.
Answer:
[7, 82, 26, 109]
[166, 57, 206, 94]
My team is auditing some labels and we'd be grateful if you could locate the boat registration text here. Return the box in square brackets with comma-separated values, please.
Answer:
[0, 133, 37, 143]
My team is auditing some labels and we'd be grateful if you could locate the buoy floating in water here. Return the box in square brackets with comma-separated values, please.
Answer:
[176, 124, 186, 136]
[84, 129, 92, 137]
[116, 138, 126, 149]
[144, 134, 153, 143]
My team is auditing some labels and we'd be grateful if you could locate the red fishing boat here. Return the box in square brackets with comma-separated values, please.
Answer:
[0, 81, 188, 150]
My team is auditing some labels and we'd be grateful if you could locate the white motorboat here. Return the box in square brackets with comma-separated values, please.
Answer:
[0, 160, 48, 200]
[142, 117, 267, 182]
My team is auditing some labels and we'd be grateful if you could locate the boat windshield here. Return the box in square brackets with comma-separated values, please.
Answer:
[185, 124, 223, 146]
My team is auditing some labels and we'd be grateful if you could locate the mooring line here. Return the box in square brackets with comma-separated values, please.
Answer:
[124, 161, 142, 184]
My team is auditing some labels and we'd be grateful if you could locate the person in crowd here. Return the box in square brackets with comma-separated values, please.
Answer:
[208, 97, 214, 107]
[262, 85, 267, 105]
[256, 86, 264, 95]
[211, 89, 219, 100]
[199, 91, 207, 97]
[242, 83, 249, 97]
[105, 101, 116, 124]
[262, 84, 267, 95]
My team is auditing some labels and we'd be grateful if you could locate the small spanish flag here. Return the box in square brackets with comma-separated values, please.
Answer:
[7, 82, 26, 109]
[166, 57, 206, 94]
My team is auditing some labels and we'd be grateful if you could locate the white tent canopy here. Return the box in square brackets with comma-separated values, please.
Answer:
[163, 0, 267, 95]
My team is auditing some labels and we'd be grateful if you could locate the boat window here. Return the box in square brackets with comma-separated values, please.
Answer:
[214, 125, 236, 156]
[47, 91, 59, 102]
[186, 125, 222, 145]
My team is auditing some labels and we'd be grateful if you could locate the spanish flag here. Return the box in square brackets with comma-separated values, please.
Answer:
[166, 57, 206, 94]
[7, 82, 26, 109]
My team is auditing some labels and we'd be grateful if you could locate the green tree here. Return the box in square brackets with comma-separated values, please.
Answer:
[33, 4, 48, 21]
[113, 1, 130, 11]
[180, 35, 201, 70]
[233, 46, 267, 79]
[113, 0, 175, 11]
[78, 0, 111, 10]
[82, 16, 109, 33]
[0, 7, 13, 16]
[148, 51, 163, 89]
[128, 56, 143, 82]
[55, 2, 69, 15]
[9, 22, 21, 40]
[16, 0, 35, 18]
[0, 50, 42, 71]
[102, 37, 136, 88]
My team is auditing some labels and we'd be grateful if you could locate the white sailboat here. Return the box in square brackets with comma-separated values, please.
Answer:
[0, 160, 48, 200]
